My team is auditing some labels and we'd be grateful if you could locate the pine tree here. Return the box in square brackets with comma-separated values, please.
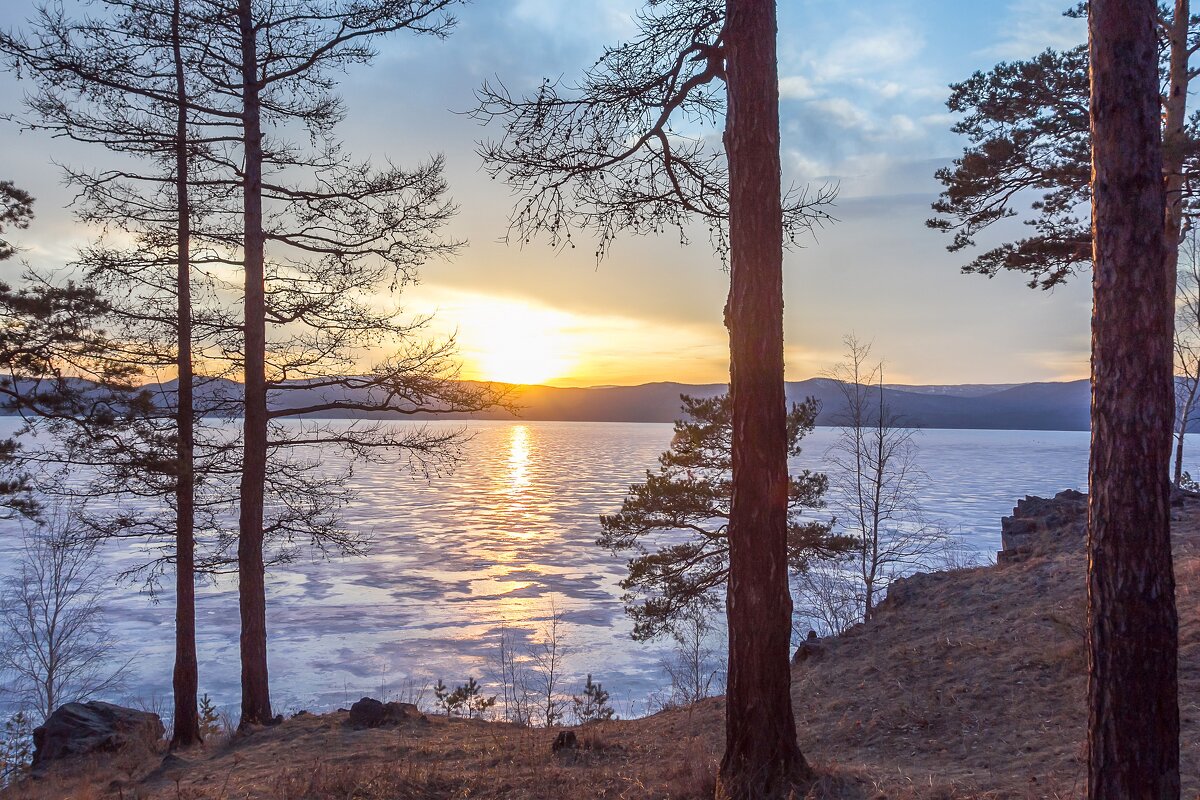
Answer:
[599, 394, 852, 640]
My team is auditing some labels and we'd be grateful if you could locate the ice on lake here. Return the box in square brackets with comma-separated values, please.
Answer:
[0, 418, 1164, 719]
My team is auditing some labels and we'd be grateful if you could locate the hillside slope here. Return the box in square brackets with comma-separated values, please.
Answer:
[9, 497, 1200, 799]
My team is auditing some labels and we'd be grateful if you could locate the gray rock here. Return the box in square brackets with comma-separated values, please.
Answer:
[998, 489, 1087, 563]
[347, 697, 421, 728]
[792, 630, 824, 664]
[32, 701, 163, 772]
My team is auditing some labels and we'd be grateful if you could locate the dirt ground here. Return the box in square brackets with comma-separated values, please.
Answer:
[6, 498, 1200, 800]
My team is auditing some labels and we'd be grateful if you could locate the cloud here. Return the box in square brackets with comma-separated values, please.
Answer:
[508, 0, 640, 41]
[780, 75, 818, 100]
[810, 26, 926, 83]
[810, 98, 871, 130]
[982, 0, 1086, 60]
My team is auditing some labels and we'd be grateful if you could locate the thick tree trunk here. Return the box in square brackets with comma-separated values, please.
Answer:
[169, 0, 201, 750]
[1087, 1, 1180, 797]
[237, 0, 272, 728]
[717, 2, 810, 798]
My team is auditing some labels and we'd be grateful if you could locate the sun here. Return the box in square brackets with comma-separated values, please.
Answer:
[476, 327, 572, 385]
[457, 299, 576, 385]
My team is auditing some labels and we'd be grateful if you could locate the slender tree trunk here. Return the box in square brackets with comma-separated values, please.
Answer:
[1166, 1, 1190, 484]
[1175, 418, 1189, 486]
[717, 1, 810, 797]
[169, 0, 201, 750]
[1087, 1, 1180, 797]
[1174, 370, 1198, 486]
[1163, 0, 1189, 273]
[236, 0, 272, 728]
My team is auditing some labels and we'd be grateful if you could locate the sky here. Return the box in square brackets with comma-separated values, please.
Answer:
[0, 0, 1093, 387]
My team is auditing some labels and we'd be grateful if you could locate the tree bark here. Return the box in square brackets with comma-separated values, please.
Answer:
[169, 0, 201, 750]
[1087, 1, 1180, 797]
[717, 2, 810, 797]
[236, 0, 272, 728]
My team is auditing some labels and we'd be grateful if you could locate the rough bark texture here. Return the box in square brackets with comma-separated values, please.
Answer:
[716, 1, 811, 797]
[1088, 1, 1180, 797]
[169, 0, 201, 750]
[237, 0, 272, 728]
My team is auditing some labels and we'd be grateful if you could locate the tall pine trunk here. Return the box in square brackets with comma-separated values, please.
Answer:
[717, 1, 810, 797]
[169, 0, 201, 749]
[236, 0, 272, 727]
[1087, 1, 1179, 797]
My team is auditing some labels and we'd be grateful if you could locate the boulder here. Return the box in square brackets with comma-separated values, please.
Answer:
[551, 730, 578, 753]
[347, 697, 422, 728]
[792, 630, 824, 664]
[32, 701, 163, 772]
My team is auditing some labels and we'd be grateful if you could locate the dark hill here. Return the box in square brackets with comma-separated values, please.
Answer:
[0, 375, 1121, 432]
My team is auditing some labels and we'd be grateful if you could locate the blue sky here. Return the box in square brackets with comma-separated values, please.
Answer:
[0, 0, 1094, 386]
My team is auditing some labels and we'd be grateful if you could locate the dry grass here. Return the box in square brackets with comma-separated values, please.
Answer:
[7, 499, 1200, 800]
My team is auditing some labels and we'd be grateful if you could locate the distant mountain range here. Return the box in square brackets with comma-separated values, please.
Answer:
[9, 375, 1176, 432]
[155, 376, 1103, 431]
[487, 379, 1096, 431]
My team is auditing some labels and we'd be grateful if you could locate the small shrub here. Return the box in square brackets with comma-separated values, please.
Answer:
[198, 693, 222, 740]
[433, 679, 453, 716]
[571, 674, 615, 724]
[458, 677, 496, 719]
[0, 711, 33, 786]
[434, 677, 496, 718]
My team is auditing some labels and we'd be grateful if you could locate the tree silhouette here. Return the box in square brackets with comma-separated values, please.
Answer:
[2, 0, 502, 730]
[0, 182, 39, 519]
[475, 1, 830, 794]
[928, 4, 1199, 290]
[1, 0, 244, 744]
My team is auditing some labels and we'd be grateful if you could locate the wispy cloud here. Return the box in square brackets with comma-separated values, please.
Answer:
[780, 75, 818, 100]
[982, 0, 1085, 60]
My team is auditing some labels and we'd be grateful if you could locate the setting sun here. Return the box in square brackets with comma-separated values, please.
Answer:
[450, 297, 576, 385]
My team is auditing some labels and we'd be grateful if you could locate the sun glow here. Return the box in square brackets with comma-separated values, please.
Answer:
[402, 287, 734, 387]
[452, 298, 577, 385]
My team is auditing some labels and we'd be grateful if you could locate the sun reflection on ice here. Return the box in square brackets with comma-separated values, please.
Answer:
[507, 424, 531, 492]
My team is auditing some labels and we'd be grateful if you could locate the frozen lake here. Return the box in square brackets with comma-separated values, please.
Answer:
[0, 419, 1158, 720]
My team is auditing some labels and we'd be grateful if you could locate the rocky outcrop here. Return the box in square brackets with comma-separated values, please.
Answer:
[32, 702, 163, 772]
[347, 697, 423, 728]
[998, 489, 1087, 563]
[792, 630, 824, 664]
[873, 569, 939, 613]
